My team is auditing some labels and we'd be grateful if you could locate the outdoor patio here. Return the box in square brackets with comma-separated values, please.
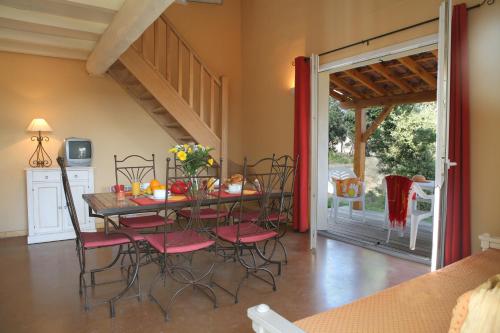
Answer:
[322, 206, 432, 265]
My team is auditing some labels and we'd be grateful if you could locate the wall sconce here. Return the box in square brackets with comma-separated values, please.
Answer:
[26, 118, 53, 167]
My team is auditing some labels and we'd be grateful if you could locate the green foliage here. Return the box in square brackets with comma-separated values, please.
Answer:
[328, 97, 436, 179]
[368, 103, 436, 179]
[328, 98, 350, 152]
[328, 151, 352, 164]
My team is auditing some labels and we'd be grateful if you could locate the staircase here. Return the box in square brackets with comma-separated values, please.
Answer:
[108, 14, 228, 174]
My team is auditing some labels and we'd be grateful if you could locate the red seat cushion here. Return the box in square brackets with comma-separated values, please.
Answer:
[178, 208, 229, 220]
[145, 230, 214, 254]
[119, 215, 171, 229]
[213, 222, 277, 244]
[230, 210, 287, 223]
[82, 229, 144, 249]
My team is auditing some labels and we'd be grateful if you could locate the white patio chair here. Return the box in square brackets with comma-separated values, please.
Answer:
[384, 181, 434, 250]
[329, 167, 366, 223]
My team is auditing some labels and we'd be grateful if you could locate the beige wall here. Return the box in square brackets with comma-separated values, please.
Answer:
[241, 0, 500, 252]
[0, 52, 177, 235]
[165, 0, 243, 162]
[468, 3, 500, 252]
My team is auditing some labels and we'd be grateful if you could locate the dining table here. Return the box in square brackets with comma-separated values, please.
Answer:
[83, 190, 290, 234]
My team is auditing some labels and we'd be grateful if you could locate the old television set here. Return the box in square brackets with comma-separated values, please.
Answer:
[59, 138, 92, 167]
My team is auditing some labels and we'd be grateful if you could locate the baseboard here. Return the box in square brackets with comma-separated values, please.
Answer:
[0, 230, 27, 239]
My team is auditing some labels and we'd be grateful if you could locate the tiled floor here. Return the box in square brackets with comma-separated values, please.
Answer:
[0, 232, 429, 333]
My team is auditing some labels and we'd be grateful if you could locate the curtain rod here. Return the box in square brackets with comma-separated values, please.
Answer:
[317, 0, 495, 58]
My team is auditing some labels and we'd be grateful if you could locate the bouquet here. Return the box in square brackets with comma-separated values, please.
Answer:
[169, 144, 214, 177]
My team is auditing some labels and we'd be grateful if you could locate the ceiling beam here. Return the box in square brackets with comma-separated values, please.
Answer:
[329, 89, 347, 102]
[330, 76, 363, 100]
[362, 104, 394, 141]
[340, 90, 436, 109]
[369, 63, 415, 94]
[398, 56, 437, 89]
[0, 4, 107, 35]
[0, 38, 89, 60]
[86, 0, 174, 75]
[0, 27, 95, 51]
[345, 69, 386, 96]
[0, 0, 118, 24]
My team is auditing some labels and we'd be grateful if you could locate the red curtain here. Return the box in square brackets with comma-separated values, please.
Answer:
[444, 4, 471, 266]
[293, 56, 310, 232]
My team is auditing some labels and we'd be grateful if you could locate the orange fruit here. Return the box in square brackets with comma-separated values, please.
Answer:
[150, 179, 161, 188]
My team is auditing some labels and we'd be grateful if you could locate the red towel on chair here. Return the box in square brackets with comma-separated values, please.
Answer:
[386, 175, 413, 228]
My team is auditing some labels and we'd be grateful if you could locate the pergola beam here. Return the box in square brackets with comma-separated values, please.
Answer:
[369, 63, 415, 94]
[339, 90, 435, 109]
[345, 69, 386, 96]
[330, 76, 364, 100]
[86, 0, 174, 75]
[398, 56, 437, 89]
[362, 104, 395, 142]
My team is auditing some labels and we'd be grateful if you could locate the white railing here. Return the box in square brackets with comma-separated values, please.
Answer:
[247, 304, 305, 333]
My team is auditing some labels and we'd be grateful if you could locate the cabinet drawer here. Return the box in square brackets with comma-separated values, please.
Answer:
[67, 170, 88, 181]
[32, 171, 60, 182]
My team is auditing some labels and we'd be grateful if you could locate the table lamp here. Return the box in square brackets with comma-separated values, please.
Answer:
[26, 118, 53, 167]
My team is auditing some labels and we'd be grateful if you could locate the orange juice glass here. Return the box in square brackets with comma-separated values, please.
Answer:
[132, 181, 141, 196]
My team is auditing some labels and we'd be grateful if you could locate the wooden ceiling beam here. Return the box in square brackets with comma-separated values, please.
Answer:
[398, 56, 437, 89]
[329, 89, 347, 102]
[330, 76, 363, 100]
[345, 69, 386, 96]
[369, 63, 415, 94]
[362, 104, 394, 141]
[340, 90, 436, 109]
[86, 0, 174, 75]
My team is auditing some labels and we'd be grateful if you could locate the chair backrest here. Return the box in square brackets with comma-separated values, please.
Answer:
[273, 154, 299, 219]
[57, 156, 82, 242]
[114, 154, 156, 185]
[330, 167, 357, 180]
[234, 155, 287, 240]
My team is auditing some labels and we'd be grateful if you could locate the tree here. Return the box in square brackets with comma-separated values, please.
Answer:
[368, 103, 436, 179]
[328, 98, 348, 152]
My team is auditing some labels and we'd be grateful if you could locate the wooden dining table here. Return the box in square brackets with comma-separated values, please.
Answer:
[83, 191, 290, 234]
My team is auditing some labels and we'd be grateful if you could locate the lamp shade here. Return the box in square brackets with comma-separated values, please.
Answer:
[26, 118, 52, 132]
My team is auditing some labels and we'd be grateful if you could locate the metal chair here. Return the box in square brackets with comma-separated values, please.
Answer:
[212, 155, 286, 303]
[144, 157, 223, 321]
[114, 154, 165, 230]
[57, 157, 142, 318]
[256, 154, 299, 264]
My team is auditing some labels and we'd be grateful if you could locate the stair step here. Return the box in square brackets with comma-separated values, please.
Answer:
[139, 94, 155, 101]
[177, 135, 194, 142]
[165, 122, 180, 128]
[151, 107, 166, 114]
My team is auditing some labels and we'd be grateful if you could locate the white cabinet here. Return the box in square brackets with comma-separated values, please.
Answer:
[26, 167, 96, 244]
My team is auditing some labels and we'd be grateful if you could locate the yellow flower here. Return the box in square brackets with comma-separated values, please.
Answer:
[183, 144, 189, 149]
[169, 147, 178, 153]
[207, 158, 214, 166]
[177, 151, 187, 161]
[188, 147, 192, 153]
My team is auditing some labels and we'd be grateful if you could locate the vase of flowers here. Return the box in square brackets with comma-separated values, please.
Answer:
[169, 144, 214, 197]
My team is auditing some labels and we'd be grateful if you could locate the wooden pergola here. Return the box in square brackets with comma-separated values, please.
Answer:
[329, 50, 438, 207]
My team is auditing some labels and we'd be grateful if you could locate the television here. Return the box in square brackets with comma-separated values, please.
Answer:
[59, 138, 93, 167]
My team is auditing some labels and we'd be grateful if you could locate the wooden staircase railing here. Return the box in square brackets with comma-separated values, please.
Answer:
[110, 14, 228, 174]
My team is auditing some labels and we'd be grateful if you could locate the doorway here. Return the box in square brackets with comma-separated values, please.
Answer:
[309, 17, 453, 271]
[322, 48, 438, 265]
